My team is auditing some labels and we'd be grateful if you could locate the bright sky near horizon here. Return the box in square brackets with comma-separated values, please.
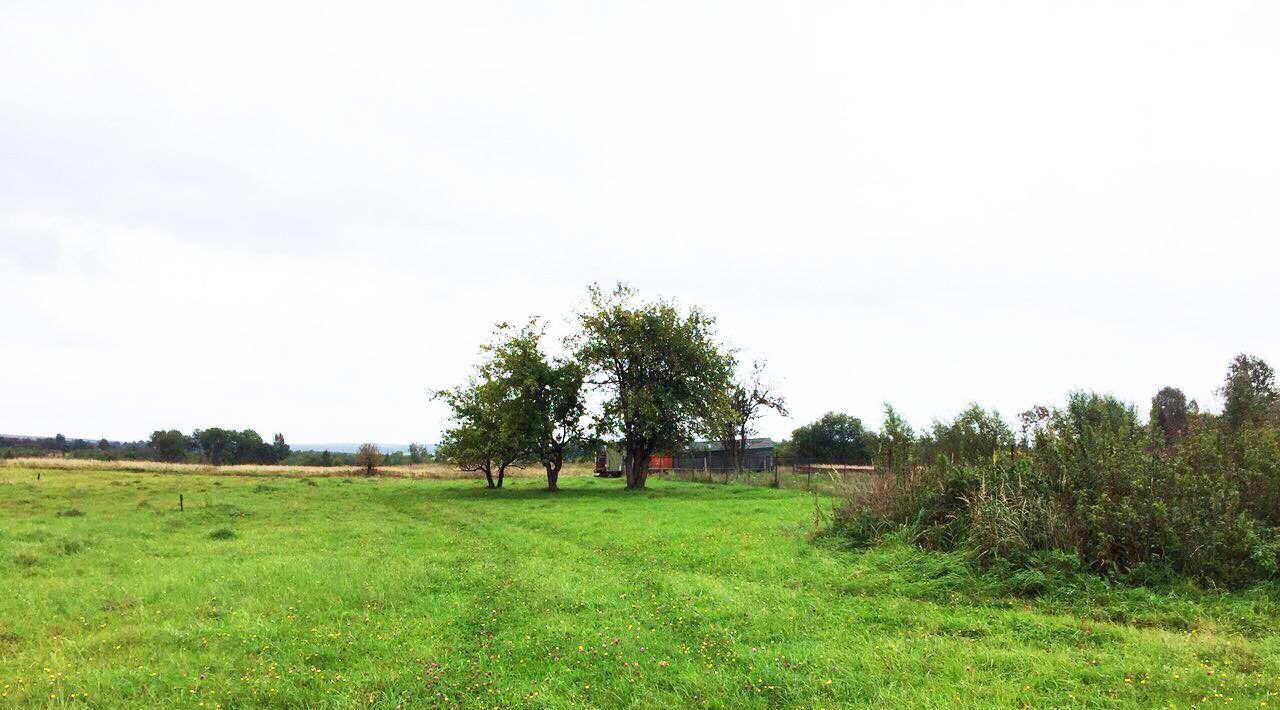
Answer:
[2, 1, 1278, 444]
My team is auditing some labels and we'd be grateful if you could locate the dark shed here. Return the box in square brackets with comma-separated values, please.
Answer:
[674, 438, 775, 471]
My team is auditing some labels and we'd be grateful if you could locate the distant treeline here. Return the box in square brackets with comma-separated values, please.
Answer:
[286, 444, 435, 467]
[0, 434, 148, 460]
[0, 431, 439, 467]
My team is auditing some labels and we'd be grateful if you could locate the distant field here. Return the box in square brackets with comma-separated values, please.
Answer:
[3, 466, 1280, 708]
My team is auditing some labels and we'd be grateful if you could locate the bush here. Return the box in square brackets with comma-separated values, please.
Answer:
[832, 389, 1280, 588]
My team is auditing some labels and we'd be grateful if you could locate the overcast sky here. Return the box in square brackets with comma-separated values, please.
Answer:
[2, 1, 1278, 445]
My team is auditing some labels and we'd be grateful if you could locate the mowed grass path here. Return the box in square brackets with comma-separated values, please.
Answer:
[3, 468, 1280, 708]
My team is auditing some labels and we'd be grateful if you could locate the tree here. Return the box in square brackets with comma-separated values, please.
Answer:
[191, 428, 276, 465]
[876, 404, 915, 474]
[149, 430, 190, 463]
[1150, 386, 1190, 446]
[54, 433, 67, 452]
[1221, 354, 1277, 432]
[484, 321, 590, 491]
[790, 412, 872, 464]
[921, 405, 1012, 466]
[354, 443, 382, 475]
[236, 429, 267, 464]
[408, 443, 428, 464]
[574, 284, 735, 489]
[193, 428, 231, 464]
[433, 370, 528, 489]
[271, 433, 290, 463]
[712, 360, 788, 471]
[97, 438, 110, 451]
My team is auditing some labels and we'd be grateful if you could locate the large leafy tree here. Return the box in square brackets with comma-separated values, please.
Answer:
[485, 321, 589, 491]
[189, 428, 274, 465]
[574, 284, 734, 489]
[790, 412, 873, 464]
[192, 428, 233, 464]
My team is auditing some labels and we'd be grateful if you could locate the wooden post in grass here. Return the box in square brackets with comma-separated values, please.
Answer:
[179, 494, 184, 512]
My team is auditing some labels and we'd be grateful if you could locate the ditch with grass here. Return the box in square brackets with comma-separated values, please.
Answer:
[3, 466, 1280, 708]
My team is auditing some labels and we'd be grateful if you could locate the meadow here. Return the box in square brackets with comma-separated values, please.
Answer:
[3, 465, 1280, 708]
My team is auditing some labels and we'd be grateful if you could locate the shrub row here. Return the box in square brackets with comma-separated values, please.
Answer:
[834, 357, 1280, 588]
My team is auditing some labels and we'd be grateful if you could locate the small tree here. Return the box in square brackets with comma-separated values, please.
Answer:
[1150, 386, 1190, 446]
[876, 404, 916, 474]
[354, 443, 382, 475]
[713, 360, 787, 470]
[271, 433, 290, 463]
[574, 284, 735, 489]
[433, 371, 527, 489]
[1221, 354, 1277, 433]
[486, 321, 589, 491]
[919, 405, 1013, 466]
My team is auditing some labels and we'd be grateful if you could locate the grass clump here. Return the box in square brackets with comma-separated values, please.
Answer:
[12, 552, 39, 568]
[208, 527, 236, 540]
[54, 538, 86, 555]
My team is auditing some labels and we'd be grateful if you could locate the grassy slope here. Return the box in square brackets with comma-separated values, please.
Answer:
[2, 468, 1279, 708]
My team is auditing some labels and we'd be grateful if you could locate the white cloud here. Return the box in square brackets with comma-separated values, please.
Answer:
[2, 0, 1277, 442]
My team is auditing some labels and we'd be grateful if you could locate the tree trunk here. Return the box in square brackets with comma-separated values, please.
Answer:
[496, 462, 507, 488]
[482, 460, 495, 488]
[546, 461, 561, 491]
[626, 446, 650, 489]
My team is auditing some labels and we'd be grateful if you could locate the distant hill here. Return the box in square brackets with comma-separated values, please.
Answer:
[291, 443, 431, 455]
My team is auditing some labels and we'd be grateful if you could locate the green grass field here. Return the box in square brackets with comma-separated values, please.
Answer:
[4, 467, 1280, 708]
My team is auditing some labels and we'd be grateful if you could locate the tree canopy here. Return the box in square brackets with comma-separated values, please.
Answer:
[481, 321, 589, 491]
[789, 412, 873, 464]
[574, 284, 735, 489]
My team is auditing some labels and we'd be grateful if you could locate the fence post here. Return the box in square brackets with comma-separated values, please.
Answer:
[179, 493, 184, 512]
